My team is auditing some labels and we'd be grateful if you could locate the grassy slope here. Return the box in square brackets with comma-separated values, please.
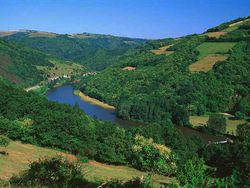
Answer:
[189, 54, 228, 72]
[0, 139, 171, 187]
[196, 42, 236, 59]
[188, 42, 236, 72]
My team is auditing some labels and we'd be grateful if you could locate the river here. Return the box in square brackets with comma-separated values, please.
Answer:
[47, 85, 221, 142]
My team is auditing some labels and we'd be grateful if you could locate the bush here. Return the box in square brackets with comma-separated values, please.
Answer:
[10, 156, 88, 188]
[235, 111, 246, 120]
[0, 136, 10, 147]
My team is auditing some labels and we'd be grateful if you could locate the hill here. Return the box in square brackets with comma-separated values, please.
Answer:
[0, 17, 250, 187]
[0, 30, 147, 71]
[76, 17, 250, 125]
[0, 38, 85, 87]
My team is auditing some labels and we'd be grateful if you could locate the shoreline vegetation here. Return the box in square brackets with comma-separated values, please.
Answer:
[74, 90, 116, 110]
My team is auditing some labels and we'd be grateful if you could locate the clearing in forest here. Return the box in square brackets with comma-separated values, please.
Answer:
[203, 31, 226, 38]
[0, 139, 171, 187]
[189, 54, 228, 72]
[36, 60, 84, 78]
[196, 42, 236, 59]
[189, 115, 247, 135]
[151, 44, 174, 55]
[223, 19, 250, 32]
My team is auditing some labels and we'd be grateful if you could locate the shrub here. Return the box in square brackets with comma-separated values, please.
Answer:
[0, 136, 10, 147]
[10, 156, 87, 188]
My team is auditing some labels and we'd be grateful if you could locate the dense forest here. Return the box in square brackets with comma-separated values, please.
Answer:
[76, 17, 250, 126]
[0, 78, 249, 187]
[0, 38, 54, 86]
[0, 30, 147, 71]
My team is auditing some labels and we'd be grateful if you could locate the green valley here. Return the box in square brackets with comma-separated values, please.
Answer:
[0, 10, 249, 188]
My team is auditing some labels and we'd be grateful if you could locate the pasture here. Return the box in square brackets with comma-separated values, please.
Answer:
[151, 45, 174, 55]
[189, 54, 228, 72]
[196, 42, 236, 59]
[204, 31, 225, 38]
[190, 115, 247, 135]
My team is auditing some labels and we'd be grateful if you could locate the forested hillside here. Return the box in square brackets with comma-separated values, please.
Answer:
[0, 75, 249, 187]
[0, 30, 146, 71]
[77, 17, 250, 125]
[0, 38, 86, 87]
[0, 39, 54, 86]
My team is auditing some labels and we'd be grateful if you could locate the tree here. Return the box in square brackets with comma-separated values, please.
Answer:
[0, 136, 10, 156]
[10, 157, 88, 187]
[207, 114, 226, 133]
[176, 157, 206, 187]
[236, 123, 250, 141]
[0, 136, 10, 147]
[131, 135, 176, 175]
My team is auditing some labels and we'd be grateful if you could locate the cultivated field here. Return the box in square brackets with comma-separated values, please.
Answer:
[190, 115, 247, 135]
[0, 139, 171, 187]
[196, 42, 236, 59]
[151, 45, 174, 55]
[204, 31, 226, 38]
[189, 54, 228, 72]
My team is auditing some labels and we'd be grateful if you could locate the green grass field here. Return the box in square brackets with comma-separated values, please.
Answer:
[0, 139, 172, 187]
[196, 42, 236, 59]
[190, 115, 247, 135]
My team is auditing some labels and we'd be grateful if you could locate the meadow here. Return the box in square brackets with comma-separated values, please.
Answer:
[196, 42, 236, 59]
[0, 139, 171, 187]
[189, 115, 247, 135]
[189, 54, 228, 72]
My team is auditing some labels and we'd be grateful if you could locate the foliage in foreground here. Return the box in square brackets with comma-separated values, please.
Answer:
[9, 156, 153, 188]
[10, 157, 88, 188]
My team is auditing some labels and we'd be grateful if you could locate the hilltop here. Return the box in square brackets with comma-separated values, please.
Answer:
[0, 30, 147, 71]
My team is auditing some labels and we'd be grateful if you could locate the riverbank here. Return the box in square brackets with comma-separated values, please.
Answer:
[74, 90, 115, 110]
